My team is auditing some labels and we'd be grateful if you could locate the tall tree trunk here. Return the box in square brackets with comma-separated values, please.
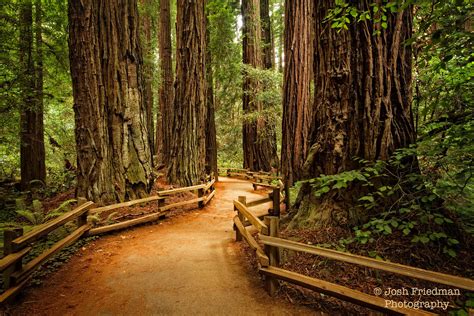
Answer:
[242, 0, 278, 172]
[281, 0, 312, 192]
[69, 0, 153, 203]
[157, 0, 174, 166]
[140, 0, 155, 157]
[205, 16, 218, 180]
[290, 1, 415, 228]
[19, 0, 46, 189]
[260, 0, 274, 70]
[167, 0, 207, 186]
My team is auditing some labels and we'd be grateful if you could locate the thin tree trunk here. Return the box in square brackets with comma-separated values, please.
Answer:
[141, 0, 155, 157]
[281, 0, 312, 189]
[290, 1, 416, 229]
[260, 0, 274, 70]
[69, 0, 153, 203]
[242, 0, 278, 172]
[167, 0, 207, 186]
[157, 0, 174, 166]
[19, 0, 46, 189]
[205, 16, 218, 180]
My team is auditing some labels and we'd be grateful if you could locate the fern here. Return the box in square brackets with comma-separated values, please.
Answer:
[45, 199, 77, 220]
[16, 210, 45, 225]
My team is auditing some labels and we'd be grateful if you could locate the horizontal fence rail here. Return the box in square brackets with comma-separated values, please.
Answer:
[1, 176, 217, 304]
[231, 187, 473, 315]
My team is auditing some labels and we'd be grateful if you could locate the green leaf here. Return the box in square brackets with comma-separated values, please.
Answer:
[359, 195, 374, 203]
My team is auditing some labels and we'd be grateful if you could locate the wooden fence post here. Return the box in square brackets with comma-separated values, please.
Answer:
[3, 228, 24, 289]
[269, 187, 280, 218]
[198, 188, 204, 208]
[234, 196, 247, 241]
[77, 197, 88, 227]
[264, 216, 280, 296]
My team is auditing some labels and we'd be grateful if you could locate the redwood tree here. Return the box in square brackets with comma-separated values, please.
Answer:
[281, 0, 312, 192]
[69, 0, 153, 203]
[167, 0, 207, 186]
[19, 0, 46, 189]
[290, 2, 416, 228]
[157, 0, 174, 165]
[205, 16, 218, 180]
[140, 0, 155, 156]
[242, 0, 278, 171]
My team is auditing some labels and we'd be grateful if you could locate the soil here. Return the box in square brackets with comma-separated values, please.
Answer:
[4, 177, 318, 316]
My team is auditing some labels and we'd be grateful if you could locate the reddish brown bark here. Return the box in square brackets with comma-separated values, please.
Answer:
[157, 0, 174, 165]
[69, 0, 153, 203]
[290, 1, 416, 228]
[205, 17, 218, 180]
[167, 0, 207, 186]
[281, 0, 312, 190]
[140, 0, 155, 157]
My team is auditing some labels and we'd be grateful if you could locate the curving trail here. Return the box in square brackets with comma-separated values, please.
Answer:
[10, 177, 315, 315]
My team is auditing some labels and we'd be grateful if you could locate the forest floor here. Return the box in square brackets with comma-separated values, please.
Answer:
[4, 177, 317, 316]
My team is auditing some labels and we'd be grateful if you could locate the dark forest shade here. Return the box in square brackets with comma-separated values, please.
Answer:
[167, 0, 207, 186]
[281, 0, 312, 191]
[290, 1, 416, 228]
[241, 0, 278, 172]
[157, 0, 174, 165]
[68, 0, 153, 203]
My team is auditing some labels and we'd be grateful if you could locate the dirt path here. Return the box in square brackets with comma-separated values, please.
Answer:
[9, 177, 316, 316]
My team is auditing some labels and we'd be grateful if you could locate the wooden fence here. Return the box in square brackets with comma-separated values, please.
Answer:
[0, 178, 216, 304]
[232, 194, 474, 315]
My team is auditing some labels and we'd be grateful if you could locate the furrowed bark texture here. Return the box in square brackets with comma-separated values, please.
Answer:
[167, 0, 207, 186]
[281, 0, 312, 189]
[140, 0, 155, 157]
[205, 17, 218, 180]
[69, 0, 153, 203]
[242, 0, 278, 172]
[19, 0, 46, 189]
[157, 0, 174, 164]
[260, 0, 274, 70]
[291, 1, 415, 229]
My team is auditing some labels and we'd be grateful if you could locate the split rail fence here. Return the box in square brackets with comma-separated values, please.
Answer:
[230, 180, 474, 315]
[0, 177, 216, 304]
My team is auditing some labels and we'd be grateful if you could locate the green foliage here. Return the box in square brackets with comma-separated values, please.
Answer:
[325, 0, 401, 34]
[300, 148, 467, 258]
[207, 0, 244, 167]
[15, 198, 76, 227]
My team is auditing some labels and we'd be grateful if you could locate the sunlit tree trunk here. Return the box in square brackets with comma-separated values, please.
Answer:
[69, 0, 153, 203]
[281, 0, 312, 191]
[290, 1, 416, 228]
[167, 0, 207, 186]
